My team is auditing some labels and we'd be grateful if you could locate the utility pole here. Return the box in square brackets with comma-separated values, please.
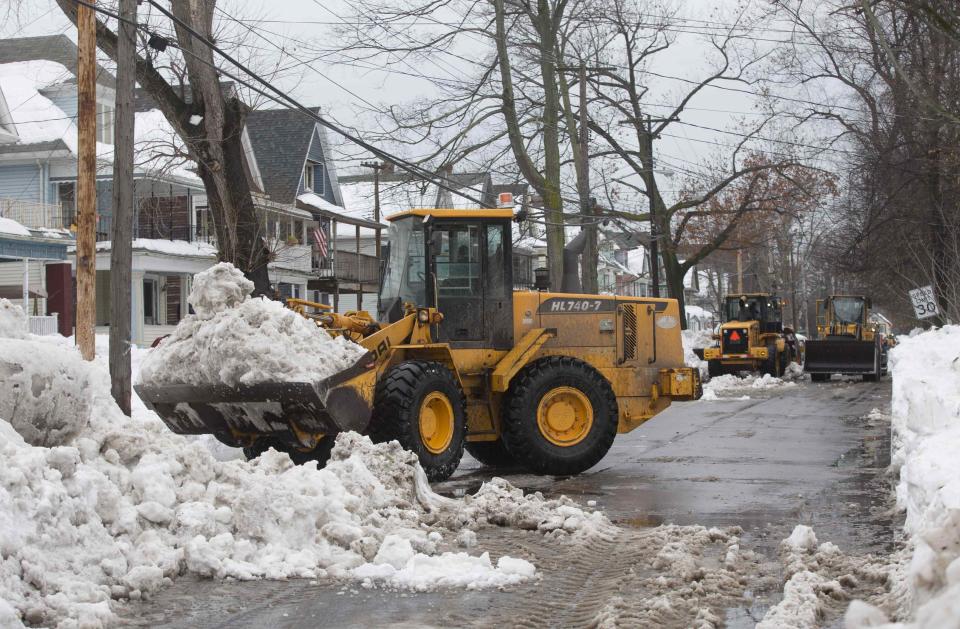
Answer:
[75, 0, 96, 361]
[110, 0, 136, 415]
[360, 161, 385, 260]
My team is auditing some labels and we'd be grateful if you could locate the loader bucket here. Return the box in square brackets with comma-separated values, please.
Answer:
[803, 339, 878, 375]
[134, 351, 376, 443]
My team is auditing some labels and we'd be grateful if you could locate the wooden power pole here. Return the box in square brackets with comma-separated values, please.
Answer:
[110, 0, 136, 415]
[360, 160, 384, 260]
[75, 0, 97, 361]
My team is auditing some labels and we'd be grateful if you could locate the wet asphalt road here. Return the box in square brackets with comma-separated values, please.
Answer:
[119, 377, 895, 628]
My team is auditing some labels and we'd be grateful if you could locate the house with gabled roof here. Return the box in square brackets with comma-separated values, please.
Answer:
[247, 107, 383, 312]
[0, 34, 373, 344]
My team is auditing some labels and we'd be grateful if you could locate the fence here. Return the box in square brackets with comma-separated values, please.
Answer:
[29, 314, 59, 336]
[0, 199, 69, 230]
[315, 250, 380, 285]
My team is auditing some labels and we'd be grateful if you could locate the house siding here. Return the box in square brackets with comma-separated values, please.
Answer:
[0, 164, 42, 202]
[302, 127, 337, 205]
[45, 91, 77, 120]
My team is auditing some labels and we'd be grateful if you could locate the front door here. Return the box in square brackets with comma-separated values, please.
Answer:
[433, 222, 484, 343]
[431, 219, 514, 348]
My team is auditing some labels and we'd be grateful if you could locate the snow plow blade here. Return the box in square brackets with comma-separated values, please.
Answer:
[134, 351, 376, 440]
[803, 339, 878, 375]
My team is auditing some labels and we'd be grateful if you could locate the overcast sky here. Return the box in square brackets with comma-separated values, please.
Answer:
[3, 0, 839, 204]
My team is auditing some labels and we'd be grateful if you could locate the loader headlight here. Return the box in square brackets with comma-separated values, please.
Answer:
[418, 309, 430, 324]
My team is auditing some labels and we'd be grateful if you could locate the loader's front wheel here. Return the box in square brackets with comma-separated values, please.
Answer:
[502, 357, 618, 476]
[810, 373, 830, 382]
[465, 439, 516, 468]
[369, 361, 466, 482]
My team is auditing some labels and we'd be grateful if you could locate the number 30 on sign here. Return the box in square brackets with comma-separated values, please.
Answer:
[908, 285, 940, 319]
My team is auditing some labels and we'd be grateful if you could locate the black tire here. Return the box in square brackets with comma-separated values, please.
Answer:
[810, 373, 830, 382]
[763, 344, 782, 377]
[368, 360, 466, 482]
[243, 435, 337, 466]
[707, 359, 726, 379]
[464, 440, 516, 468]
[501, 356, 618, 476]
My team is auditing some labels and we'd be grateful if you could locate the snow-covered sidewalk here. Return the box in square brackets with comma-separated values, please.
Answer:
[0, 285, 611, 628]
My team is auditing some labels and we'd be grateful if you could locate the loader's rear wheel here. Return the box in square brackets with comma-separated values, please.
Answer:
[242, 435, 337, 467]
[369, 360, 466, 482]
[464, 440, 516, 468]
[502, 357, 618, 476]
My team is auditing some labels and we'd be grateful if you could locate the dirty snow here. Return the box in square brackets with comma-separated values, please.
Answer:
[760, 525, 891, 629]
[842, 325, 960, 627]
[0, 301, 628, 628]
[699, 372, 796, 400]
[138, 262, 368, 386]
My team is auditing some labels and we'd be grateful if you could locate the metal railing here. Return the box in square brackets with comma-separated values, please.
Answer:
[0, 198, 69, 230]
[315, 250, 380, 285]
[29, 314, 59, 336]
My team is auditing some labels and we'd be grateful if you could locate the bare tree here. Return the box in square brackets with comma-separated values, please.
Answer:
[772, 0, 960, 326]
[55, 0, 276, 294]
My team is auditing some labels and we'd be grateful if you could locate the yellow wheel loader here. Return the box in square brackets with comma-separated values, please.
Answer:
[804, 295, 886, 382]
[701, 293, 801, 378]
[136, 209, 701, 481]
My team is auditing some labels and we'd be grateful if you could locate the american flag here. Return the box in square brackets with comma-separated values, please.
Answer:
[312, 225, 328, 260]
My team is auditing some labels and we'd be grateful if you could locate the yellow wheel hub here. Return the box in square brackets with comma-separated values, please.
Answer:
[419, 391, 455, 454]
[537, 386, 593, 447]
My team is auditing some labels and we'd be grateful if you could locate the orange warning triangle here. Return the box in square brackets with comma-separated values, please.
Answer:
[729, 330, 741, 341]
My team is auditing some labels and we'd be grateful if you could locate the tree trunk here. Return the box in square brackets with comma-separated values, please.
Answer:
[537, 1, 565, 292]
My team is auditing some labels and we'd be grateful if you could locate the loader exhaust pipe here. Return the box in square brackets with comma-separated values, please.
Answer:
[561, 229, 589, 294]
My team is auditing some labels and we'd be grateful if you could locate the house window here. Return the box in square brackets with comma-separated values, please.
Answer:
[303, 161, 325, 194]
[96, 103, 114, 144]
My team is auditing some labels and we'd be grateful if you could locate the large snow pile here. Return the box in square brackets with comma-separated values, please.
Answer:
[844, 326, 960, 627]
[0, 302, 623, 628]
[138, 263, 367, 386]
[681, 328, 712, 379]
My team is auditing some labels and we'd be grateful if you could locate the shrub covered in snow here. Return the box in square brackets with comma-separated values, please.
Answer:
[138, 262, 367, 386]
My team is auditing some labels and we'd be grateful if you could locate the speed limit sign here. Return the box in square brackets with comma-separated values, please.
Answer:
[908, 285, 940, 319]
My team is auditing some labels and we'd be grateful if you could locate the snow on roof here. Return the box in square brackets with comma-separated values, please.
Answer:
[0, 61, 199, 184]
[0, 216, 31, 237]
[339, 177, 486, 223]
[0, 60, 77, 149]
[89, 238, 216, 257]
[132, 109, 198, 183]
[298, 192, 347, 215]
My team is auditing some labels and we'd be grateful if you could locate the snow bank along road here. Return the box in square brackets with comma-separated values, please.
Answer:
[122, 374, 896, 628]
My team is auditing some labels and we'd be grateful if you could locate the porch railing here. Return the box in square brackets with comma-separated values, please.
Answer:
[0, 198, 68, 230]
[29, 314, 59, 336]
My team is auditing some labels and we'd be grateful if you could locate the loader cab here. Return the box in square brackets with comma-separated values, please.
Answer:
[722, 294, 784, 334]
[378, 209, 515, 349]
